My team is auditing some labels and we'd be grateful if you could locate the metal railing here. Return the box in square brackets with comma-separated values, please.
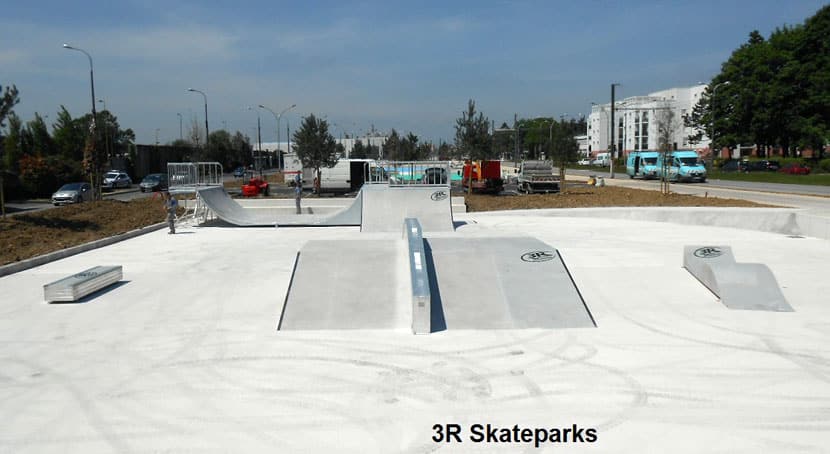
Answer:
[367, 161, 451, 186]
[167, 162, 224, 193]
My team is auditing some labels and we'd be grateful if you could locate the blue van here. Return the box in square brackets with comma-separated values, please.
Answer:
[626, 151, 660, 179]
[656, 151, 707, 183]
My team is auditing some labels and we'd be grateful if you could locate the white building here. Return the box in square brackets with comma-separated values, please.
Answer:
[587, 84, 709, 158]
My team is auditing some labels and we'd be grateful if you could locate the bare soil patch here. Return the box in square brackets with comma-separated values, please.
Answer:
[1, 185, 774, 267]
[465, 185, 775, 212]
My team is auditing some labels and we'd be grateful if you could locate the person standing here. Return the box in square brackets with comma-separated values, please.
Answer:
[163, 191, 178, 234]
[294, 173, 302, 214]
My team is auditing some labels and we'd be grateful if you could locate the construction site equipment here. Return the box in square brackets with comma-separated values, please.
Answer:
[462, 160, 504, 193]
[517, 160, 559, 193]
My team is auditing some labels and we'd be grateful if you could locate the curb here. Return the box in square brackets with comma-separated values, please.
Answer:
[0, 222, 167, 278]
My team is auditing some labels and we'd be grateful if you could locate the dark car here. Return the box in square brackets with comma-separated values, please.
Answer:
[233, 167, 245, 178]
[421, 167, 448, 185]
[780, 163, 811, 175]
[720, 160, 747, 172]
[758, 160, 780, 171]
[139, 173, 169, 192]
[52, 182, 94, 205]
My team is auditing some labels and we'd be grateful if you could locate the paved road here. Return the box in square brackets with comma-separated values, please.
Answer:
[566, 167, 830, 197]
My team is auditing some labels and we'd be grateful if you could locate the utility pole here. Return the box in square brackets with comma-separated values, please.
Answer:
[514, 113, 519, 168]
[610, 83, 620, 178]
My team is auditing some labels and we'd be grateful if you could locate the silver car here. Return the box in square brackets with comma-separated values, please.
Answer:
[52, 182, 94, 206]
[102, 171, 132, 190]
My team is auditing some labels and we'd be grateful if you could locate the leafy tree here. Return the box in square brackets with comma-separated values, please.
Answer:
[686, 6, 830, 159]
[52, 106, 85, 161]
[0, 84, 19, 131]
[454, 100, 492, 160]
[292, 114, 338, 193]
[454, 99, 492, 193]
[23, 113, 54, 156]
[351, 139, 368, 159]
[382, 129, 401, 161]
[3, 113, 23, 172]
[1, 84, 20, 216]
[657, 109, 677, 194]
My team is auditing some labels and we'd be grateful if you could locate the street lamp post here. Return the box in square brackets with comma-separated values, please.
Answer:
[259, 103, 296, 170]
[187, 88, 209, 151]
[97, 99, 110, 164]
[63, 43, 100, 199]
[610, 83, 621, 178]
[710, 81, 731, 167]
[248, 106, 263, 176]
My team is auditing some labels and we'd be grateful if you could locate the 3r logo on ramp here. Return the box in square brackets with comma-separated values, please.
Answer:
[431, 190, 448, 201]
[521, 251, 556, 262]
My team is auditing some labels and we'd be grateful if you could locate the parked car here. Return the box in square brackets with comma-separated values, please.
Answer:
[577, 158, 592, 166]
[233, 167, 245, 178]
[720, 160, 742, 172]
[421, 167, 448, 184]
[779, 163, 811, 175]
[52, 182, 94, 205]
[760, 160, 781, 171]
[139, 173, 169, 192]
[102, 171, 132, 190]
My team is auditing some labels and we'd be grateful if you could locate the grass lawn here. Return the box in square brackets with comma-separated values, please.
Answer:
[708, 171, 830, 186]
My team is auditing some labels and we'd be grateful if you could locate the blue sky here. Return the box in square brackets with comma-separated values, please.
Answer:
[2, 0, 826, 146]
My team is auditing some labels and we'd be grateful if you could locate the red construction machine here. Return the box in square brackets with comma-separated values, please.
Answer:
[241, 177, 270, 197]
[462, 160, 504, 193]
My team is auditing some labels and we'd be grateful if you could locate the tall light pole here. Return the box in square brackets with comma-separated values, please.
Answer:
[177, 113, 183, 141]
[248, 106, 262, 176]
[63, 43, 100, 198]
[187, 88, 209, 151]
[710, 81, 731, 167]
[610, 83, 621, 178]
[97, 99, 110, 164]
[259, 103, 296, 169]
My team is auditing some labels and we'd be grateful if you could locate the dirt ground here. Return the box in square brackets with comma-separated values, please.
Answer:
[0, 185, 772, 267]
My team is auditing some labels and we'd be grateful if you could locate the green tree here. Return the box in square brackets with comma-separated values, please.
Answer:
[454, 99, 492, 193]
[3, 113, 23, 172]
[292, 114, 338, 193]
[52, 106, 85, 161]
[1, 84, 20, 216]
[454, 99, 492, 160]
[382, 129, 401, 161]
[351, 139, 368, 159]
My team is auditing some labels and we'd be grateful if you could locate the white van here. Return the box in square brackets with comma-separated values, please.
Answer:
[315, 159, 374, 194]
[592, 152, 610, 166]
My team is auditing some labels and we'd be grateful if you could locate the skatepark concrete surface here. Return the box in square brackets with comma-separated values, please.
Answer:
[1, 202, 830, 452]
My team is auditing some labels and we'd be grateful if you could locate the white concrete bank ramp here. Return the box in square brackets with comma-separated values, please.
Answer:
[0, 207, 829, 453]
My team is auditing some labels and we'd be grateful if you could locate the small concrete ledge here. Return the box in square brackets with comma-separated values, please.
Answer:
[683, 245, 793, 312]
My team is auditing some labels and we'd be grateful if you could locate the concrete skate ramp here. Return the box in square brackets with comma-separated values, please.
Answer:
[279, 240, 408, 330]
[683, 245, 793, 312]
[361, 185, 453, 233]
[425, 237, 595, 329]
[197, 186, 362, 227]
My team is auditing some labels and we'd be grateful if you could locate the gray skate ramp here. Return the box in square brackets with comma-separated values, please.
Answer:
[361, 185, 453, 233]
[197, 186, 362, 227]
[683, 245, 793, 311]
[279, 240, 408, 330]
[425, 237, 595, 329]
